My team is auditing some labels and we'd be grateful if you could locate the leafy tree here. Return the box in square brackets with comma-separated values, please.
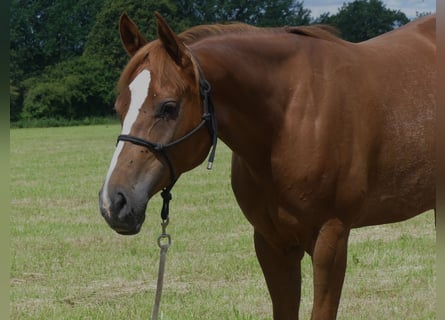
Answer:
[208, 0, 303, 25]
[10, 0, 103, 120]
[83, 0, 180, 74]
[21, 56, 114, 120]
[15, 0, 184, 121]
[414, 11, 433, 19]
[10, 0, 103, 79]
[316, 0, 409, 42]
[254, 0, 312, 26]
[175, 0, 311, 26]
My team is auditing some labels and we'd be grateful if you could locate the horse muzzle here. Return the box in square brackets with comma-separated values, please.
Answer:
[98, 186, 147, 235]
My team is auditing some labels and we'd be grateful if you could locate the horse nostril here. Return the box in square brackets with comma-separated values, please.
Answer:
[115, 192, 126, 208]
[115, 192, 128, 221]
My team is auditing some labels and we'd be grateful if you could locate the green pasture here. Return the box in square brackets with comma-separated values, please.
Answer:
[10, 125, 435, 319]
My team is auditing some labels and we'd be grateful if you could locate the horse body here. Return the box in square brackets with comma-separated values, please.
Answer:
[192, 15, 435, 231]
[99, 14, 436, 319]
[190, 18, 435, 319]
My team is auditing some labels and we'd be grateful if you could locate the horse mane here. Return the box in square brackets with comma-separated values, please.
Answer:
[179, 23, 260, 44]
[284, 25, 341, 43]
[179, 23, 342, 45]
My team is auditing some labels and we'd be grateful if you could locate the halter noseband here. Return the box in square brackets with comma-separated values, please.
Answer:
[116, 53, 217, 221]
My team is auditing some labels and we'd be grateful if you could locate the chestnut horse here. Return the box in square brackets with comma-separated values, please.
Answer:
[99, 13, 436, 319]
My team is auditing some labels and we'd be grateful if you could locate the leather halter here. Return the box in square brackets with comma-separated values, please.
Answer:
[116, 53, 217, 221]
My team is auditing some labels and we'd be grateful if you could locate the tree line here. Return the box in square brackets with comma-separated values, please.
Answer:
[10, 0, 423, 125]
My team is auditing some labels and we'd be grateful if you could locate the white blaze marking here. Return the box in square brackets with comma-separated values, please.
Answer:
[102, 70, 151, 210]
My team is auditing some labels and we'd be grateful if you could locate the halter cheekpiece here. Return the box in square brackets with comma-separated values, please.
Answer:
[116, 51, 217, 222]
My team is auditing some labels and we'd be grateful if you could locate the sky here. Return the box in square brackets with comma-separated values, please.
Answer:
[304, 0, 436, 19]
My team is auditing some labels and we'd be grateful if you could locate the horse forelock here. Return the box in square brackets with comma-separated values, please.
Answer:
[117, 45, 150, 94]
[116, 41, 188, 108]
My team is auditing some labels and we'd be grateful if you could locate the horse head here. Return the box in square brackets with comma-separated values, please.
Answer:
[99, 13, 213, 235]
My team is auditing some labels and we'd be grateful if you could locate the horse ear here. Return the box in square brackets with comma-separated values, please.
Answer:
[155, 12, 187, 67]
[119, 13, 147, 56]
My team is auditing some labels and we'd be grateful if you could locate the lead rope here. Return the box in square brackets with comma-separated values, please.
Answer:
[152, 218, 171, 320]
[152, 188, 173, 320]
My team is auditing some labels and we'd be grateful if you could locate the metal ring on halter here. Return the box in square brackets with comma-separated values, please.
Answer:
[157, 233, 171, 248]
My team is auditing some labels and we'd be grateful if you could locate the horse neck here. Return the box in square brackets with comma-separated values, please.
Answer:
[192, 35, 297, 167]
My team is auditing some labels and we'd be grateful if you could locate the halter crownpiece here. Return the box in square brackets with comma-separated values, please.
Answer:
[116, 50, 217, 221]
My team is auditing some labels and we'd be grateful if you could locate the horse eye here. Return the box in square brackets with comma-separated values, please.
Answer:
[157, 101, 179, 119]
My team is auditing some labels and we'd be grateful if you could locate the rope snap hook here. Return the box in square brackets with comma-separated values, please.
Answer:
[157, 218, 171, 249]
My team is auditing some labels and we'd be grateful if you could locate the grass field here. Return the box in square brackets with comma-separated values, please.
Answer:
[10, 125, 435, 319]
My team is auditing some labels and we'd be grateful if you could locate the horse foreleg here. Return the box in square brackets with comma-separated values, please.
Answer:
[254, 230, 304, 320]
[310, 218, 350, 320]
